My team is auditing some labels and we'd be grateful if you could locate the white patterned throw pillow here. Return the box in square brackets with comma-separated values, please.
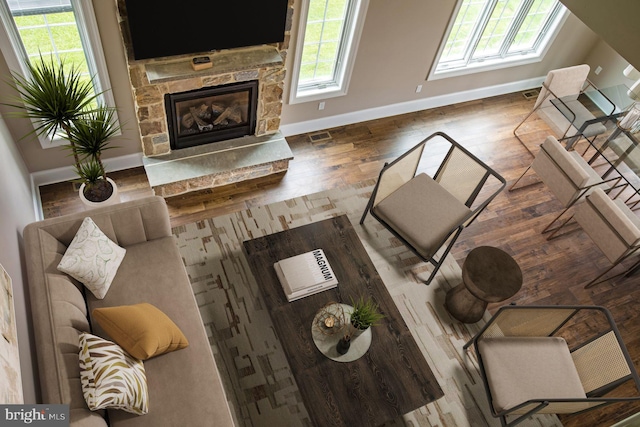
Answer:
[79, 332, 149, 415]
[57, 217, 126, 299]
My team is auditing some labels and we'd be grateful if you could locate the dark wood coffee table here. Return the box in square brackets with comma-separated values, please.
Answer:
[242, 215, 443, 427]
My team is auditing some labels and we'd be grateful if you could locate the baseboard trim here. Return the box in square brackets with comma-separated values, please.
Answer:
[279, 76, 545, 137]
[30, 152, 144, 188]
[31, 174, 43, 221]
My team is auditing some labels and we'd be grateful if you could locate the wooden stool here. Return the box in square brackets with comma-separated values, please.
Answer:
[445, 246, 522, 323]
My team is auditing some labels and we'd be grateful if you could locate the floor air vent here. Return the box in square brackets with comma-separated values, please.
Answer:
[522, 89, 539, 100]
[309, 131, 332, 142]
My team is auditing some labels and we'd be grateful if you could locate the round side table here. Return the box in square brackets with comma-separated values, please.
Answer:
[445, 246, 522, 323]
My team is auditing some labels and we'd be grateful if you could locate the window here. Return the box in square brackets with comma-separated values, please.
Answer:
[289, 0, 369, 104]
[0, 0, 116, 148]
[432, 0, 567, 77]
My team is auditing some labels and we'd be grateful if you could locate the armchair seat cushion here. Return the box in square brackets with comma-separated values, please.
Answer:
[372, 173, 472, 259]
[478, 336, 586, 414]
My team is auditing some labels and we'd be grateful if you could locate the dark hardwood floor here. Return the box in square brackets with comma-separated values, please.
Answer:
[39, 92, 640, 426]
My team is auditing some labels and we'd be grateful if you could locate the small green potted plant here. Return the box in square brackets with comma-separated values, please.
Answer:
[349, 295, 385, 338]
[4, 54, 121, 205]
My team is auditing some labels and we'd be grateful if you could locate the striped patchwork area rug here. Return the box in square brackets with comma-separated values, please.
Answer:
[172, 180, 562, 427]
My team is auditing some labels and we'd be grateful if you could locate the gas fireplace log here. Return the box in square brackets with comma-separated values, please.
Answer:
[210, 103, 225, 116]
[193, 104, 211, 120]
[180, 103, 210, 129]
[213, 105, 243, 125]
[181, 113, 195, 129]
[189, 106, 213, 131]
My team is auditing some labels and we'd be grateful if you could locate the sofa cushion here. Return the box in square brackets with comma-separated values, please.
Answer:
[58, 217, 126, 299]
[88, 236, 235, 426]
[93, 303, 189, 360]
[79, 332, 148, 415]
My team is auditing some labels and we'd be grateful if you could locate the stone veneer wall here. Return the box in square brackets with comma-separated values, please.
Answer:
[115, 0, 293, 157]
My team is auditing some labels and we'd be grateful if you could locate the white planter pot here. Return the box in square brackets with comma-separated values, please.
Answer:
[79, 177, 121, 209]
[350, 323, 368, 339]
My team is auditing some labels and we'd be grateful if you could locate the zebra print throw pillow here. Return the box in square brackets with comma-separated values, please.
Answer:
[79, 332, 149, 415]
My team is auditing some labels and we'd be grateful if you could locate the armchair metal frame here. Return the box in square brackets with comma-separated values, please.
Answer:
[464, 305, 640, 427]
[360, 131, 506, 286]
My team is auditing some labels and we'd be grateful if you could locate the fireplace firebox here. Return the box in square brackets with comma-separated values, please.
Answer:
[165, 80, 258, 150]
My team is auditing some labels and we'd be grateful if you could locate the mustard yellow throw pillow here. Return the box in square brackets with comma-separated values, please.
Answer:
[93, 303, 189, 360]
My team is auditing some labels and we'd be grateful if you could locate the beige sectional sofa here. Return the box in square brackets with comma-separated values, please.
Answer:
[23, 196, 235, 427]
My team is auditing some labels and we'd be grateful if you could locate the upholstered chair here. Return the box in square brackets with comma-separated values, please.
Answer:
[465, 305, 640, 427]
[573, 187, 640, 288]
[510, 135, 622, 235]
[360, 131, 506, 286]
[514, 64, 611, 154]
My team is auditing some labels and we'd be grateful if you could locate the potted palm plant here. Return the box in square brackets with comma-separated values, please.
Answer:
[4, 54, 121, 205]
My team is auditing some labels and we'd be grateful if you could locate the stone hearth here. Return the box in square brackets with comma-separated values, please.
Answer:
[143, 131, 292, 198]
[116, 0, 293, 196]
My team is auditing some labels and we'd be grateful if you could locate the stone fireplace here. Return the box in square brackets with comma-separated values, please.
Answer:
[116, 0, 294, 198]
[166, 80, 259, 150]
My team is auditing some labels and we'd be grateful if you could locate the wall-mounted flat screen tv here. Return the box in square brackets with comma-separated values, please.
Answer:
[123, 0, 289, 60]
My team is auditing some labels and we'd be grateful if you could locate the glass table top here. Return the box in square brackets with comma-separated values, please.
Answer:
[550, 84, 634, 123]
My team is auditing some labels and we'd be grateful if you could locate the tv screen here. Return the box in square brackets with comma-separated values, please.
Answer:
[124, 1, 289, 60]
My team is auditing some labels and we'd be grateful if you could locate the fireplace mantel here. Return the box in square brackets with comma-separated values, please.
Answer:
[144, 46, 284, 84]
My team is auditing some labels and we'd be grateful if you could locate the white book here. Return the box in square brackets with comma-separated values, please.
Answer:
[274, 249, 338, 301]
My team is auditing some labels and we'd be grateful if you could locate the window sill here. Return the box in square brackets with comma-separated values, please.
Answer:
[289, 85, 347, 105]
[429, 54, 545, 81]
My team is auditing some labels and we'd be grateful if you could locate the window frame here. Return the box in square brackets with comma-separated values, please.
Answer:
[289, 0, 369, 105]
[0, 0, 117, 149]
[428, 0, 568, 81]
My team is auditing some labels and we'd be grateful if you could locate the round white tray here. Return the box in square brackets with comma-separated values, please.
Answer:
[311, 303, 372, 363]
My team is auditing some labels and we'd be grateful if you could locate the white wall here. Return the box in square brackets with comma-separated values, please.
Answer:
[585, 39, 636, 89]
[560, 0, 640, 71]
[0, 112, 37, 403]
[280, 1, 600, 133]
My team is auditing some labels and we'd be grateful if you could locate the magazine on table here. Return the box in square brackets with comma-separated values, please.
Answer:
[274, 248, 338, 301]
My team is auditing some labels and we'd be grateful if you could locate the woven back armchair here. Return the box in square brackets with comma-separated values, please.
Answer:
[464, 305, 640, 427]
[360, 131, 505, 286]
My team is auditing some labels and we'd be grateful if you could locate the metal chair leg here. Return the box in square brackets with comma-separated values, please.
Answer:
[419, 228, 464, 286]
[513, 112, 537, 157]
[541, 207, 574, 235]
[545, 213, 576, 240]
[585, 263, 625, 288]
[508, 165, 534, 191]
